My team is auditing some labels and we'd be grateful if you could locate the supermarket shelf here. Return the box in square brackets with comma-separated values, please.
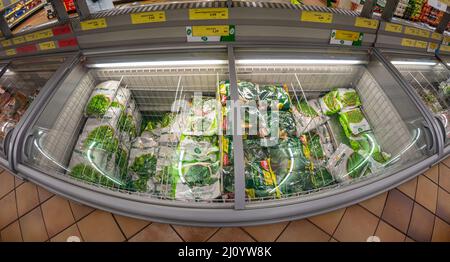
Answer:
[8, 2, 45, 29]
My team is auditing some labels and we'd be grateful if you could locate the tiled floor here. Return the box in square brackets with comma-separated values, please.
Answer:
[1, 160, 450, 242]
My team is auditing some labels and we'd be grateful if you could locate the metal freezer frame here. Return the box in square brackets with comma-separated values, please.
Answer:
[9, 43, 441, 226]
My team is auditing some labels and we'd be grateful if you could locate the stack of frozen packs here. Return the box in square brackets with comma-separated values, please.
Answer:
[318, 88, 391, 182]
[68, 81, 132, 188]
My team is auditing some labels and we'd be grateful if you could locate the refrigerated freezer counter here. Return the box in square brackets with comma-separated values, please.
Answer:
[0, 54, 75, 171]
[380, 50, 450, 156]
[13, 46, 439, 226]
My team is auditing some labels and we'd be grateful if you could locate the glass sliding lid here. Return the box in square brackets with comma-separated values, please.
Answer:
[0, 55, 67, 157]
[24, 50, 236, 205]
[234, 47, 432, 203]
[385, 53, 450, 147]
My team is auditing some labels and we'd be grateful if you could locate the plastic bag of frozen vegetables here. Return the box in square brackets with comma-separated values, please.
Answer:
[219, 80, 259, 106]
[258, 84, 291, 111]
[184, 98, 218, 136]
[327, 143, 371, 182]
[339, 107, 371, 137]
[170, 135, 221, 200]
[347, 132, 391, 171]
[292, 98, 329, 133]
[85, 81, 120, 118]
[69, 123, 130, 188]
[260, 110, 297, 139]
[319, 88, 361, 115]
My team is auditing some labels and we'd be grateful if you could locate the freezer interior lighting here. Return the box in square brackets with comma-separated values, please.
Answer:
[391, 61, 437, 66]
[87, 60, 228, 68]
[236, 59, 365, 65]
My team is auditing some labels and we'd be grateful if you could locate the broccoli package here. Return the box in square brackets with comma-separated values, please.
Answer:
[68, 124, 130, 188]
[219, 80, 259, 106]
[85, 80, 120, 117]
[171, 135, 221, 200]
[326, 143, 371, 183]
[292, 98, 330, 133]
[339, 107, 371, 137]
[258, 84, 291, 111]
[319, 88, 361, 115]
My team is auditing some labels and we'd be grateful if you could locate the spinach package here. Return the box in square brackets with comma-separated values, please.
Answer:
[184, 98, 218, 136]
[336, 88, 361, 109]
[326, 143, 371, 182]
[219, 80, 259, 106]
[171, 135, 221, 200]
[339, 107, 371, 137]
[85, 81, 121, 117]
[292, 99, 329, 133]
[128, 136, 159, 192]
[260, 110, 297, 139]
[348, 132, 391, 172]
[258, 84, 291, 111]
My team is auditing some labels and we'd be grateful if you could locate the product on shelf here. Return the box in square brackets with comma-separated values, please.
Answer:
[85, 80, 121, 117]
[258, 84, 291, 111]
[219, 80, 259, 106]
[327, 143, 371, 182]
[292, 98, 330, 133]
[339, 107, 371, 137]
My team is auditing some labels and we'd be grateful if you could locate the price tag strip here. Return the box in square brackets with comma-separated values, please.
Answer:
[186, 25, 235, 42]
[384, 22, 403, 33]
[404, 26, 430, 38]
[300, 11, 333, 23]
[330, 30, 363, 46]
[354, 17, 379, 29]
[428, 42, 438, 53]
[189, 8, 228, 20]
[80, 18, 108, 31]
[131, 11, 166, 24]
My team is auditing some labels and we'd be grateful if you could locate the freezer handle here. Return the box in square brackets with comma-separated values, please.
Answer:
[435, 115, 447, 146]
[22, 133, 35, 163]
[422, 121, 435, 152]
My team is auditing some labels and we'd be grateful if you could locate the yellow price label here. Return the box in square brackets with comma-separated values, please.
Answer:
[415, 40, 427, 49]
[354, 17, 379, 29]
[25, 29, 53, 42]
[131, 11, 166, 24]
[439, 0, 450, 5]
[335, 30, 360, 41]
[431, 32, 442, 41]
[1, 39, 12, 47]
[401, 38, 416, 47]
[301, 11, 333, 23]
[0, 1, 3, 9]
[429, 42, 437, 50]
[440, 45, 450, 52]
[385, 22, 402, 33]
[444, 36, 450, 44]
[5, 49, 16, 56]
[12, 36, 25, 45]
[80, 18, 107, 31]
[404, 27, 430, 38]
[192, 25, 229, 37]
[189, 8, 229, 20]
[39, 41, 56, 50]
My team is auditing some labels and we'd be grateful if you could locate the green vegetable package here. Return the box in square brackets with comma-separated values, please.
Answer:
[258, 84, 291, 111]
[319, 88, 361, 115]
[339, 107, 371, 137]
[292, 98, 329, 133]
[219, 80, 259, 106]
[326, 143, 371, 182]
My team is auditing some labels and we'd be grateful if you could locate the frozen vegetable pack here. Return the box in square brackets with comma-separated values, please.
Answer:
[258, 84, 291, 111]
[292, 99, 329, 133]
[219, 80, 259, 105]
[85, 80, 120, 117]
[319, 88, 361, 115]
[339, 107, 371, 137]
[326, 143, 371, 182]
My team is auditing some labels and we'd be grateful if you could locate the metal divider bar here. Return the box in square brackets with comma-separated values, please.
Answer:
[228, 45, 245, 210]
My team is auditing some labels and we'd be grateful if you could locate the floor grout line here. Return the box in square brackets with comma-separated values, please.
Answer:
[329, 208, 347, 241]
[204, 227, 221, 242]
[273, 221, 291, 242]
[111, 214, 128, 241]
[239, 227, 259, 242]
[169, 224, 187, 242]
[126, 222, 153, 241]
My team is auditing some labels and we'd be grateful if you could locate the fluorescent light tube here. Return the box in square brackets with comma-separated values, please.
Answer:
[87, 60, 228, 68]
[236, 59, 365, 65]
[391, 61, 437, 66]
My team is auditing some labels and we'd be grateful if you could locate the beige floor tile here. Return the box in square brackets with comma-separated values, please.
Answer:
[50, 224, 83, 242]
[0, 171, 14, 199]
[1, 221, 22, 242]
[308, 208, 346, 235]
[0, 191, 18, 230]
[19, 207, 48, 242]
[405, 236, 415, 242]
[436, 188, 450, 224]
[14, 176, 24, 188]
[37, 186, 54, 203]
[359, 192, 388, 217]
[69, 201, 95, 221]
[113, 214, 149, 239]
[415, 175, 438, 213]
[424, 165, 439, 183]
[407, 203, 435, 242]
[129, 223, 182, 242]
[207, 228, 254, 242]
[334, 205, 379, 242]
[172, 225, 219, 242]
[442, 156, 450, 169]
[41, 196, 75, 237]
[431, 217, 450, 242]
[439, 163, 450, 193]
[77, 210, 125, 242]
[375, 221, 405, 242]
[243, 222, 288, 242]
[381, 189, 414, 233]
[15, 182, 40, 217]
[329, 238, 338, 242]
[276, 220, 330, 242]
[396, 177, 417, 199]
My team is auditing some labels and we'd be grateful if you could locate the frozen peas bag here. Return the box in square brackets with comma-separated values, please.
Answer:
[339, 107, 371, 137]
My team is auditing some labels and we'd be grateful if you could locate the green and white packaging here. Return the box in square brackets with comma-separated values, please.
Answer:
[326, 143, 371, 182]
[292, 99, 329, 133]
[339, 107, 371, 137]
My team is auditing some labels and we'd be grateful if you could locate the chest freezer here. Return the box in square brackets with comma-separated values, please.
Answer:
[380, 49, 450, 156]
[0, 53, 75, 171]
[12, 46, 439, 226]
